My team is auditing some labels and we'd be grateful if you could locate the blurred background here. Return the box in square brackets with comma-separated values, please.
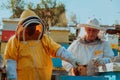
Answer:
[0, 0, 120, 80]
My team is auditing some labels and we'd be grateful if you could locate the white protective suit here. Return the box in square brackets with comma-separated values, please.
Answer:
[62, 37, 114, 76]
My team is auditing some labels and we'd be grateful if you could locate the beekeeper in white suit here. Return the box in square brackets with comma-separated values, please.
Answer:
[62, 18, 114, 76]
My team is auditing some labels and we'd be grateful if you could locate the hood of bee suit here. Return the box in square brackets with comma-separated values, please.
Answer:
[16, 9, 45, 41]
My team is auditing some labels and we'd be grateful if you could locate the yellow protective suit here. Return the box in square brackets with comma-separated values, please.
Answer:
[4, 34, 61, 80]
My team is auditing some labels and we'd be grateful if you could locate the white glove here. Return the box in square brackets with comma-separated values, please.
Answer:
[69, 56, 81, 68]
[56, 47, 81, 68]
[102, 58, 111, 63]
[6, 59, 17, 80]
[93, 57, 111, 66]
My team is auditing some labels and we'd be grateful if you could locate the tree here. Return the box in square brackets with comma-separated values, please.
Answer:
[2, 0, 25, 18]
[70, 13, 78, 26]
[1, 0, 67, 30]
[33, 0, 66, 30]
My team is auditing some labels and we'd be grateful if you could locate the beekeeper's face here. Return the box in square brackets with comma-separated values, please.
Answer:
[25, 23, 37, 36]
[85, 27, 99, 41]
[17, 23, 43, 41]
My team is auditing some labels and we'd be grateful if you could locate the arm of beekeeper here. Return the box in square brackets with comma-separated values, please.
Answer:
[103, 41, 114, 57]
[94, 41, 114, 65]
[102, 41, 114, 63]
[41, 34, 81, 68]
[62, 40, 77, 74]
[4, 35, 19, 80]
[6, 59, 17, 80]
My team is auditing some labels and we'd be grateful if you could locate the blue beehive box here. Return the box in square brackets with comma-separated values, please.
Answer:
[60, 43, 69, 49]
[112, 49, 118, 56]
[56, 75, 108, 80]
[52, 58, 62, 68]
[99, 72, 120, 80]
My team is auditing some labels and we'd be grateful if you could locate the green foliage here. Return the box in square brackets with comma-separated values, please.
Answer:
[70, 13, 78, 25]
[1, 0, 67, 29]
[32, 0, 66, 29]
[2, 0, 25, 18]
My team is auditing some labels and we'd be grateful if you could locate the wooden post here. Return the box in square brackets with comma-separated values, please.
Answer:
[118, 33, 120, 55]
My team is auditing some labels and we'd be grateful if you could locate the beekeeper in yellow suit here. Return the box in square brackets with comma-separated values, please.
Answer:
[4, 9, 81, 80]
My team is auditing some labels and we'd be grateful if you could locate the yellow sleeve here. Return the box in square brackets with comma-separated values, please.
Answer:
[4, 35, 19, 61]
[41, 34, 61, 57]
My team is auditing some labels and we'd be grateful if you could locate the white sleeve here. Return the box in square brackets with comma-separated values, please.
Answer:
[103, 41, 114, 58]
[62, 41, 76, 72]
[97, 41, 115, 64]
[62, 60, 73, 72]
[6, 59, 17, 79]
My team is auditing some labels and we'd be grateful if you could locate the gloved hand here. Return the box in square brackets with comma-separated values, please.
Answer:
[56, 47, 81, 68]
[73, 65, 87, 76]
[92, 57, 111, 67]
[67, 55, 81, 68]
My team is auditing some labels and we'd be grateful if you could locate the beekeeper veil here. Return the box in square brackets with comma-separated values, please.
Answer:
[16, 9, 44, 42]
[76, 18, 107, 41]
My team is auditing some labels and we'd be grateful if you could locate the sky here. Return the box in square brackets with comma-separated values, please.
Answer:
[0, 0, 120, 26]
[63, 0, 120, 25]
